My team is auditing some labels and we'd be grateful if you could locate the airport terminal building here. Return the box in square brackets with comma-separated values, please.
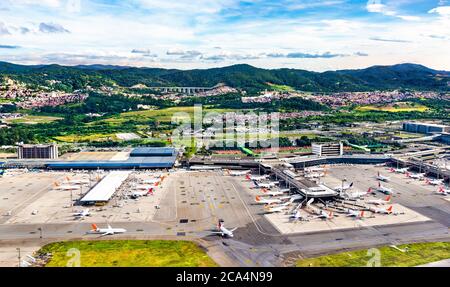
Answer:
[45, 147, 178, 170]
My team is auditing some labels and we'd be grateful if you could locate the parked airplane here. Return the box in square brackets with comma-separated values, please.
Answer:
[426, 178, 444, 186]
[246, 174, 270, 182]
[73, 209, 90, 218]
[436, 186, 450, 195]
[377, 182, 394, 194]
[264, 202, 289, 213]
[289, 210, 309, 222]
[65, 176, 90, 185]
[376, 172, 390, 182]
[130, 188, 153, 198]
[304, 172, 325, 179]
[261, 188, 285, 196]
[334, 182, 353, 192]
[369, 205, 393, 214]
[344, 188, 373, 199]
[314, 210, 334, 220]
[53, 182, 79, 190]
[226, 170, 251, 176]
[406, 172, 426, 180]
[367, 195, 391, 205]
[135, 184, 156, 190]
[141, 178, 160, 184]
[254, 181, 279, 189]
[304, 166, 325, 173]
[211, 220, 236, 238]
[389, 167, 408, 174]
[346, 209, 365, 219]
[89, 224, 126, 236]
[254, 196, 282, 205]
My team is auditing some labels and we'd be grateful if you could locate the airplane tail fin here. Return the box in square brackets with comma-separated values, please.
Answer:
[255, 196, 261, 202]
[91, 224, 98, 231]
[385, 195, 391, 202]
[387, 206, 393, 212]
[367, 188, 372, 194]
[329, 212, 333, 218]
[261, 188, 268, 193]
[360, 211, 364, 217]
[245, 174, 251, 180]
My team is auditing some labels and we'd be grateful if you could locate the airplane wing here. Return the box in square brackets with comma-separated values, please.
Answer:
[229, 227, 238, 232]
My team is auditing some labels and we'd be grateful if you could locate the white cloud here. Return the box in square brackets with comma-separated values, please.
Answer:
[428, 6, 450, 16]
[8, 0, 62, 8]
[366, 1, 421, 21]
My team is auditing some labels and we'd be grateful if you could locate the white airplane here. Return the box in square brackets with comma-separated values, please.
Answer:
[130, 188, 153, 198]
[89, 224, 126, 236]
[65, 176, 90, 185]
[344, 188, 373, 199]
[264, 202, 289, 213]
[141, 178, 160, 184]
[377, 182, 394, 194]
[246, 174, 270, 182]
[436, 186, 450, 195]
[314, 210, 334, 220]
[289, 210, 309, 222]
[73, 209, 90, 218]
[426, 178, 444, 186]
[53, 182, 79, 191]
[254, 181, 279, 189]
[406, 172, 426, 180]
[261, 188, 285, 196]
[376, 172, 390, 182]
[389, 167, 408, 174]
[334, 182, 353, 192]
[254, 196, 282, 205]
[211, 220, 236, 238]
[367, 195, 392, 205]
[346, 209, 365, 219]
[369, 205, 393, 214]
[226, 170, 251, 176]
[135, 184, 156, 190]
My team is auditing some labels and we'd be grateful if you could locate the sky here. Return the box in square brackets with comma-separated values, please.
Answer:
[0, 0, 449, 71]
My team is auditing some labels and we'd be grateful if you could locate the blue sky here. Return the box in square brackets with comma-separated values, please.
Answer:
[0, 0, 449, 71]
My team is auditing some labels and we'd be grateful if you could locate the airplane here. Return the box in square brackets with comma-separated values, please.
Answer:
[389, 167, 408, 174]
[264, 202, 289, 213]
[406, 172, 426, 180]
[334, 182, 353, 192]
[344, 188, 373, 199]
[369, 205, 393, 214]
[130, 188, 154, 198]
[246, 174, 270, 182]
[141, 178, 160, 184]
[375, 163, 387, 167]
[226, 170, 251, 176]
[436, 186, 450, 195]
[73, 209, 90, 218]
[314, 210, 334, 220]
[304, 166, 325, 173]
[376, 172, 390, 182]
[367, 195, 391, 205]
[211, 220, 237, 238]
[65, 176, 90, 185]
[254, 196, 282, 205]
[346, 209, 365, 219]
[53, 182, 79, 191]
[376, 182, 394, 194]
[261, 188, 285, 197]
[425, 178, 444, 186]
[289, 210, 309, 222]
[254, 181, 279, 189]
[135, 184, 156, 190]
[89, 224, 127, 236]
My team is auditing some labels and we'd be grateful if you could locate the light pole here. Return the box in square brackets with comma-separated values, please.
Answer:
[38, 227, 42, 239]
[16, 248, 21, 267]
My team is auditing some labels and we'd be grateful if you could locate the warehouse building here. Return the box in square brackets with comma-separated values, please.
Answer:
[403, 122, 450, 134]
[17, 144, 58, 159]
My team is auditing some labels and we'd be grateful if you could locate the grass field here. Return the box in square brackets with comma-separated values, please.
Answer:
[296, 242, 450, 267]
[54, 133, 119, 143]
[94, 107, 234, 126]
[6, 115, 62, 124]
[39, 240, 218, 267]
[267, 83, 295, 92]
[356, 102, 429, 113]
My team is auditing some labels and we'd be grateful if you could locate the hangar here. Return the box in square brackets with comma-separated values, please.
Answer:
[80, 171, 131, 204]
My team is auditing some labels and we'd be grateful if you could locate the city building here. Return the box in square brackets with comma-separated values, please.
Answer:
[403, 122, 450, 134]
[311, 142, 343, 157]
[17, 144, 58, 159]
